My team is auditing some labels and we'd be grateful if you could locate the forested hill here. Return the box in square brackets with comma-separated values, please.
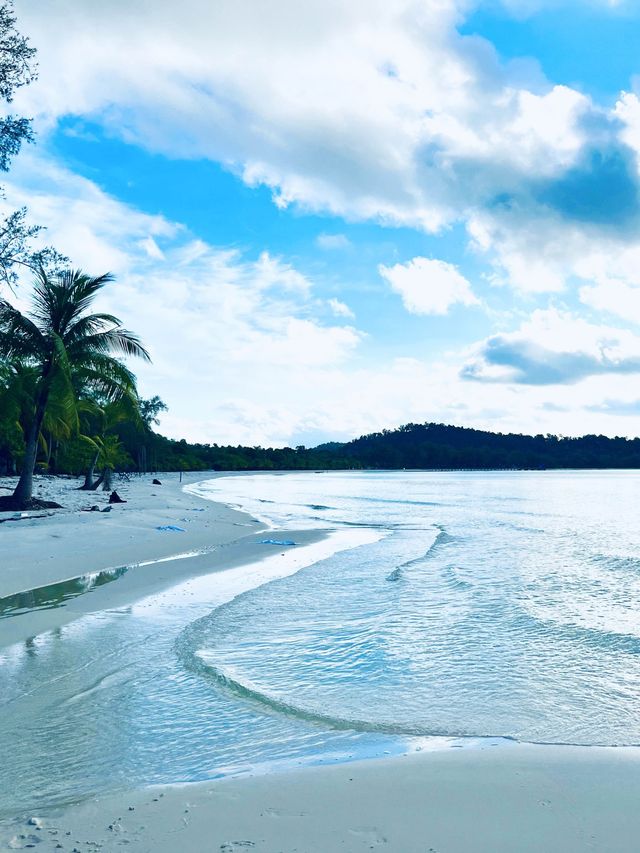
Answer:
[146, 422, 640, 472]
[6, 420, 640, 477]
[329, 422, 640, 470]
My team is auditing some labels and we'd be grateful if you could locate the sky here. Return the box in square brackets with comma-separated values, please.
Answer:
[6, 0, 640, 446]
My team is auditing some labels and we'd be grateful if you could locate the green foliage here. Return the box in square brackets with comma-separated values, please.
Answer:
[0, 3, 66, 289]
[332, 422, 640, 470]
[0, 269, 150, 496]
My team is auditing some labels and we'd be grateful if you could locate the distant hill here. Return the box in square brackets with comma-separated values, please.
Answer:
[331, 422, 640, 470]
[142, 421, 640, 473]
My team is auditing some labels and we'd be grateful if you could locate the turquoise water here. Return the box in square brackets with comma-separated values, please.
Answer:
[2, 470, 640, 818]
[190, 471, 640, 745]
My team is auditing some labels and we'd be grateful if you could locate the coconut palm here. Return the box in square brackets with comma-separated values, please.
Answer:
[0, 268, 150, 509]
[79, 394, 141, 490]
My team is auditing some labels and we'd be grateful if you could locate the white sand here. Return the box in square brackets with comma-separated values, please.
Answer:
[4, 745, 640, 852]
[2, 473, 640, 852]
[0, 472, 323, 647]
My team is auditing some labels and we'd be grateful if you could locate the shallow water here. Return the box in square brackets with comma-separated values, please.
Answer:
[0, 567, 130, 619]
[190, 471, 640, 746]
[2, 470, 640, 818]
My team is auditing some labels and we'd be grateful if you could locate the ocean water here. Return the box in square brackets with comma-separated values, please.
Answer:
[190, 470, 640, 746]
[1, 470, 640, 818]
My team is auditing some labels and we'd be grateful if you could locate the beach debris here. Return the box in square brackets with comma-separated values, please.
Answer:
[258, 538, 297, 546]
[108, 491, 126, 504]
[156, 525, 186, 532]
[152, 478, 162, 485]
[0, 512, 54, 525]
[27, 818, 43, 829]
[8, 835, 41, 849]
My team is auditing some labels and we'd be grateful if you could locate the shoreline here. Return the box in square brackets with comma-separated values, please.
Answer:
[5, 744, 640, 852]
[3, 471, 640, 850]
[0, 472, 331, 648]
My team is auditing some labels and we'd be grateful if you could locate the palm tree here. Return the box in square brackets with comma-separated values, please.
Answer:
[0, 268, 150, 509]
[79, 395, 141, 490]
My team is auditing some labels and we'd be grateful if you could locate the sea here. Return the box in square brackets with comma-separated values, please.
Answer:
[2, 469, 640, 817]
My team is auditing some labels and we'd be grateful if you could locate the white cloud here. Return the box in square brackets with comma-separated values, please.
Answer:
[580, 279, 640, 323]
[11, 0, 640, 303]
[13, 0, 593, 236]
[462, 308, 640, 384]
[380, 257, 479, 315]
[1, 151, 176, 277]
[328, 297, 355, 319]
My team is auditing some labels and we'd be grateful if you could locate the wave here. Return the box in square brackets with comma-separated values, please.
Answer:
[590, 553, 640, 574]
[188, 651, 640, 747]
[188, 650, 516, 742]
[441, 564, 473, 590]
[510, 608, 640, 654]
[385, 526, 455, 582]
[352, 496, 442, 508]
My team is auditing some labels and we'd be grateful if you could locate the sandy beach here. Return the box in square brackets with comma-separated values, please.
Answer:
[0, 472, 325, 647]
[4, 743, 640, 852]
[2, 473, 640, 852]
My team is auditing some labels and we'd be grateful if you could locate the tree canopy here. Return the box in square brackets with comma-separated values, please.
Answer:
[0, 268, 150, 507]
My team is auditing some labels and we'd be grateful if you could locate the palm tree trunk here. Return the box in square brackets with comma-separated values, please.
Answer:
[12, 387, 49, 504]
[101, 467, 113, 491]
[81, 450, 100, 490]
[90, 470, 105, 491]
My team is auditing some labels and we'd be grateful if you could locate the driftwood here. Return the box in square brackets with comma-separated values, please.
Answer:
[0, 510, 55, 524]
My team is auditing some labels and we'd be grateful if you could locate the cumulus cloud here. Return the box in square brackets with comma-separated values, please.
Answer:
[11, 0, 640, 301]
[380, 257, 479, 315]
[7, 2, 595, 230]
[462, 309, 640, 384]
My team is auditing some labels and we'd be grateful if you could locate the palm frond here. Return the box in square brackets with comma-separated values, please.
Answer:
[41, 332, 80, 435]
[0, 298, 47, 358]
[63, 312, 123, 347]
[68, 328, 151, 362]
[73, 354, 138, 402]
[30, 269, 115, 335]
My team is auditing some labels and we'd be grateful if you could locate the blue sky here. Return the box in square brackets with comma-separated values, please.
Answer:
[7, 0, 640, 445]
